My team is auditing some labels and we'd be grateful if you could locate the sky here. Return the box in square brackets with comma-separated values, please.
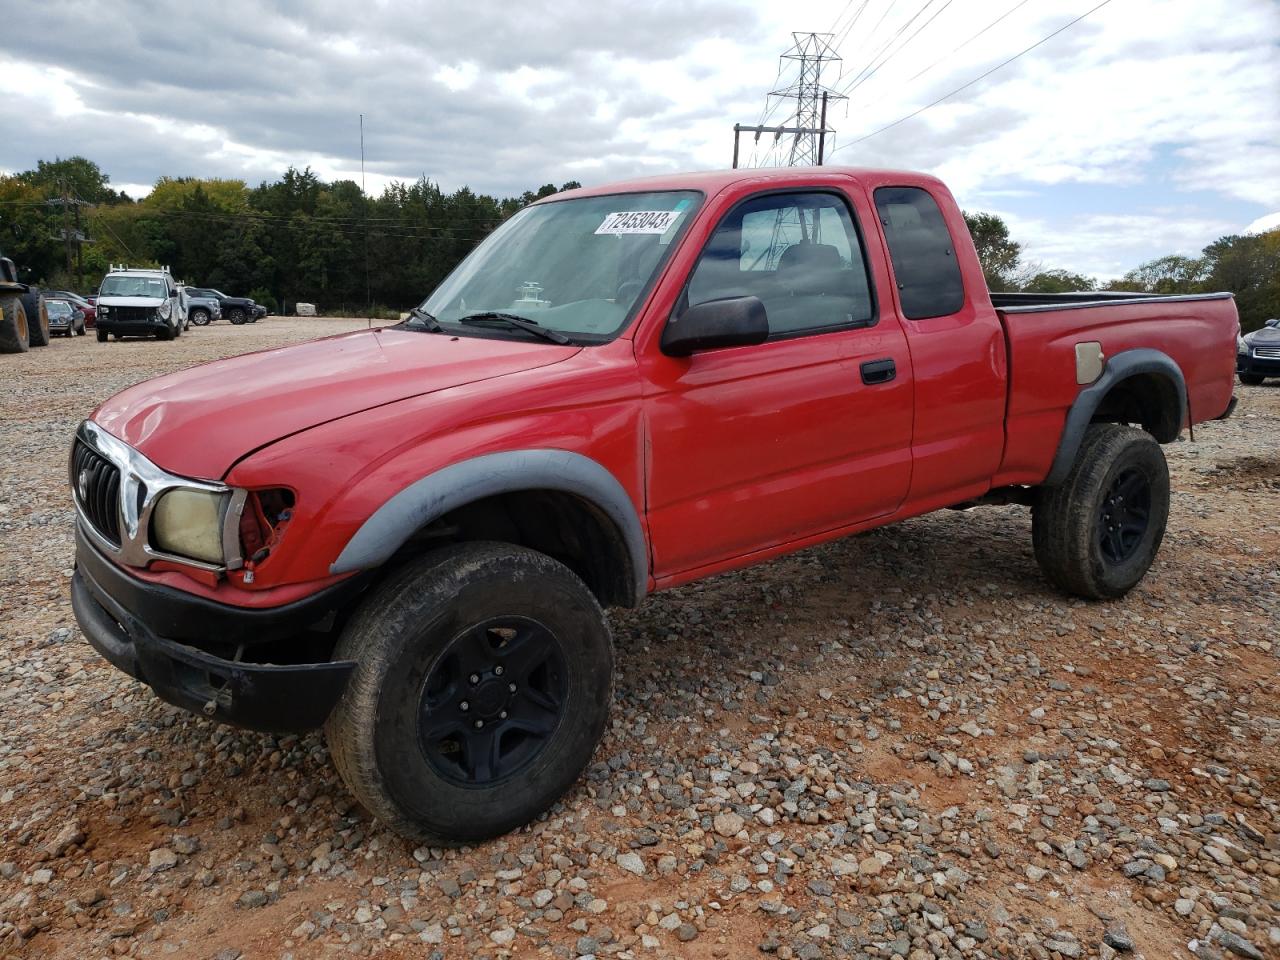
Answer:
[1, 0, 1277, 279]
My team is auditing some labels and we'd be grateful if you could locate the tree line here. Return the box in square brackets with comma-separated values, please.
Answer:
[964, 211, 1279, 333]
[1, 156, 1276, 331]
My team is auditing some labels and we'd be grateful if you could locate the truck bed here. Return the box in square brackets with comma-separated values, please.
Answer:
[991, 290, 1239, 488]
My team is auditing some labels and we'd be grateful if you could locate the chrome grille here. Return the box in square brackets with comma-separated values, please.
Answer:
[71, 440, 122, 545]
[1254, 346, 1280, 360]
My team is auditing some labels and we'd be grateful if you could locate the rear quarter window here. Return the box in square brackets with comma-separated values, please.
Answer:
[873, 186, 965, 320]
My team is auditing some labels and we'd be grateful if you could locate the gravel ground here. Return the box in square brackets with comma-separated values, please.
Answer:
[1, 318, 1277, 960]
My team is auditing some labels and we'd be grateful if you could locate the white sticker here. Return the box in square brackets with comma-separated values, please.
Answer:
[595, 210, 682, 235]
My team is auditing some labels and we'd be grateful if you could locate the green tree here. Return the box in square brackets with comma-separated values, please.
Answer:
[1202, 230, 1280, 333]
[1116, 254, 1206, 294]
[1021, 269, 1097, 293]
[962, 212, 1022, 291]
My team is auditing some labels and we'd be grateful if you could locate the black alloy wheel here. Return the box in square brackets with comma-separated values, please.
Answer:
[418, 617, 568, 786]
[1096, 468, 1151, 564]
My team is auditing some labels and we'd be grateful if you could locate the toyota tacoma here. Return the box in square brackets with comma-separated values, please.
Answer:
[70, 167, 1239, 843]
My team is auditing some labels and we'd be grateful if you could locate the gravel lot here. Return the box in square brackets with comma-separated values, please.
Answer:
[1, 318, 1277, 960]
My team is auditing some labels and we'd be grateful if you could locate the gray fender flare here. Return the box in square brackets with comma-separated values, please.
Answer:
[330, 449, 648, 600]
[1043, 348, 1187, 486]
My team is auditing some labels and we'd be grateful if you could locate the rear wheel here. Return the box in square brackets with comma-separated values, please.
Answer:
[1239, 373, 1265, 386]
[0, 295, 30, 353]
[20, 290, 49, 347]
[75, 317, 86, 336]
[325, 542, 614, 843]
[1032, 424, 1170, 600]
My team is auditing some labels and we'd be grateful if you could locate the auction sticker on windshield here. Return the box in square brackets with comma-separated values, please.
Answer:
[595, 211, 682, 235]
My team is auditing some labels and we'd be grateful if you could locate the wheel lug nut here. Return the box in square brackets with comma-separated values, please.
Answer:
[494, 665, 504, 676]
[499, 710, 508, 719]
[459, 701, 469, 711]
[508, 683, 517, 693]
[474, 720, 484, 729]
[469, 674, 480, 684]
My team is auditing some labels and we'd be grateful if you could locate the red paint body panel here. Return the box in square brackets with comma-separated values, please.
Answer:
[85, 166, 1240, 610]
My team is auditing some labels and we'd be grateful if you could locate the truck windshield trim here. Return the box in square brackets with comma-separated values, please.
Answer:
[415, 189, 704, 345]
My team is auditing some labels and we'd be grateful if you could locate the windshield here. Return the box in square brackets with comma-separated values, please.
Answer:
[47, 301, 75, 317]
[100, 276, 168, 298]
[420, 190, 701, 341]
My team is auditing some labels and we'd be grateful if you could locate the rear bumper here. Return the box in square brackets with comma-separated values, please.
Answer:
[72, 523, 360, 732]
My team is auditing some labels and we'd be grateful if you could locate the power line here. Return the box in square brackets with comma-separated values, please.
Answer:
[828, 0, 1117, 156]
[838, 0, 955, 99]
[902, 0, 1037, 86]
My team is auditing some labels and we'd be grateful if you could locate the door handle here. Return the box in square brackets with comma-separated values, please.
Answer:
[860, 358, 896, 385]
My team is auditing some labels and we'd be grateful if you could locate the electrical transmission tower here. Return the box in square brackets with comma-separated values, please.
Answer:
[733, 32, 847, 168]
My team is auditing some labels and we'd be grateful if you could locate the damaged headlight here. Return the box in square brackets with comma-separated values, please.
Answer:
[152, 489, 231, 564]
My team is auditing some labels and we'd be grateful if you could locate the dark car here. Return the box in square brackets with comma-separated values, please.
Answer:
[48, 290, 96, 328]
[1237, 318, 1280, 385]
[47, 298, 87, 336]
[185, 287, 266, 325]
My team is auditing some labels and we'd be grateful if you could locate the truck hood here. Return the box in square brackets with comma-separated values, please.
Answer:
[100, 296, 164, 308]
[92, 327, 580, 478]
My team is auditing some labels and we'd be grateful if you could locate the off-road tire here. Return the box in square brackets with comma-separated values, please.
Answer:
[0, 295, 30, 353]
[1032, 424, 1170, 600]
[325, 542, 614, 843]
[1239, 373, 1265, 386]
[228, 307, 247, 324]
[20, 290, 50, 347]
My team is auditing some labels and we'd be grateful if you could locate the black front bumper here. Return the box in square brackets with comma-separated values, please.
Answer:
[99, 320, 169, 336]
[1237, 354, 1280, 378]
[72, 524, 360, 732]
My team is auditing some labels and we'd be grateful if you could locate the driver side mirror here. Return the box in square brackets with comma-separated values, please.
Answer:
[661, 295, 768, 357]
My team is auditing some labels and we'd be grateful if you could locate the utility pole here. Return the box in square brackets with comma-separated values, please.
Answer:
[732, 32, 846, 168]
[49, 180, 91, 286]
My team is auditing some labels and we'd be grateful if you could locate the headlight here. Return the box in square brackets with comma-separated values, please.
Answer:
[152, 489, 229, 564]
[1238, 334, 1248, 354]
[157, 300, 172, 320]
[98, 305, 109, 316]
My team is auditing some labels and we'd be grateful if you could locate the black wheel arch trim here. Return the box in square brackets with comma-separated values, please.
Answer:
[330, 449, 648, 603]
[1044, 348, 1187, 487]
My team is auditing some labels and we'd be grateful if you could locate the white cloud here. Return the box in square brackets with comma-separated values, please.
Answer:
[1245, 212, 1280, 235]
[0, 0, 1276, 275]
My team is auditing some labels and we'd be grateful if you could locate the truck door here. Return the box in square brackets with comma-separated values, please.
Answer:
[639, 187, 914, 579]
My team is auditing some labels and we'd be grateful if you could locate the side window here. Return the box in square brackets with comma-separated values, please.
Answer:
[685, 192, 874, 337]
[873, 186, 964, 320]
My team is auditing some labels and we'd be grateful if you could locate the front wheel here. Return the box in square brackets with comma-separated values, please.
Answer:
[96, 328, 108, 342]
[1239, 373, 1265, 386]
[191, 308, 210, 326]
[1032, 424, 1170, 600]
[325, 542, 614, 843]
[228, 307, 247, 324]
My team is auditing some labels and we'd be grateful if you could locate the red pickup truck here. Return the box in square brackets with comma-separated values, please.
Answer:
[70, 167, 1239, 842]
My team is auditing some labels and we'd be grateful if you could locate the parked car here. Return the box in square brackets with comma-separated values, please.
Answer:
[185, 287, 265, 324]
[184, 290, 223, 326]
[47, 290, 96, 328]
[94, 265, 187, 341]
[69, 166, 1238, 844]
[47, 298, 87, 336]
[1237, 318, 1280, 384]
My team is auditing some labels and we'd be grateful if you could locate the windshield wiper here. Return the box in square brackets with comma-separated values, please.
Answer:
[405, 306, 443, 332]
[456, 312, 572, 345]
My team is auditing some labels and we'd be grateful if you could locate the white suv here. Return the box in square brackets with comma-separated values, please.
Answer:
[95, 266, 188, 342]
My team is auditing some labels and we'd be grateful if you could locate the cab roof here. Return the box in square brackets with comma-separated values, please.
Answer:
[544, 166, 945, 203]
